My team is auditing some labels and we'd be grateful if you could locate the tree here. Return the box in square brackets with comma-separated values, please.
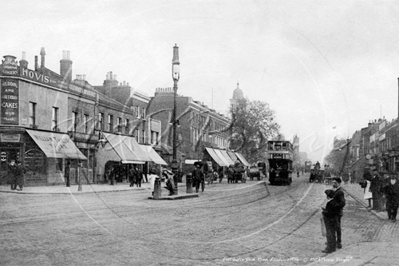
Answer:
[229, 98, 280, 163]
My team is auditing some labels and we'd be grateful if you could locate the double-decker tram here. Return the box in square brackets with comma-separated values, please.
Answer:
[267, 140, 293, 185]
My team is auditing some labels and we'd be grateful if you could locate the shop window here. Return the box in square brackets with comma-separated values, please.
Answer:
[56, 158, 63, 172]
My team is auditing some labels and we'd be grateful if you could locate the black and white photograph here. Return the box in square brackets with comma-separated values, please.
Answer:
[1, 1, 399, 265]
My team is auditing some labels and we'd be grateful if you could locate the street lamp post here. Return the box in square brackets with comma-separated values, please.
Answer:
[171, 44, 180, 195]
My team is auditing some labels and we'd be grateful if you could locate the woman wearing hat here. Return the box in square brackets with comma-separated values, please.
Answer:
[382, 175, 399, 222]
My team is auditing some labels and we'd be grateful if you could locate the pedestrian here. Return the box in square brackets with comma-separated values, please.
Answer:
[227, 165, 234, 183]
[192, 163, 204, 193]
[321, 189, 341, 253]
[164, 170, 175, 196]
[362, 179, 372, 208]
[8, 159, 18, 190]
[109, 166, 115, 185]
[65, 161, 71, 187]
[135, 167, 142, 187]
[213, 170, 219, 184]
[128, 167, 136, 187]
[143, 163, 149, 183]
[15, 160, 25, 191]
[148, 169, 158, 196]
[331, 177, 345, 250]
[382, 175, 399, 222]
[370, 169, 383, 211]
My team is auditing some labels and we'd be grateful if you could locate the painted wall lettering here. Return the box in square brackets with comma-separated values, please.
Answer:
[1, 78, 19, 124]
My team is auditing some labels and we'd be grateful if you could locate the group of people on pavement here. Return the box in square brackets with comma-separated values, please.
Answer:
[361, 168, 399, 222]
[128, 167, 144, 188]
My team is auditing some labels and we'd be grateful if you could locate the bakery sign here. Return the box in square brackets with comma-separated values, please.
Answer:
[1, 78, 19, 124]
[1, 55, 18, 76]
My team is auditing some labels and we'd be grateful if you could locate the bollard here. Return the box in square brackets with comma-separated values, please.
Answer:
[153, 177, 162, 199]
[186, 173, 193, 193]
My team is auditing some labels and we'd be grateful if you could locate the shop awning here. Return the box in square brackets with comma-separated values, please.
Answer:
[141, 145, 168, 165]
[103, 133, 145, 163]
[235, 152, 251, 167]
[227, 151, 239, 164]
[213, 149, 231, 166]
[205, 148, 228, 166]
[26, 130, 87, 160]
[220, 150, 235, 165]
[121, 136, 152, 162]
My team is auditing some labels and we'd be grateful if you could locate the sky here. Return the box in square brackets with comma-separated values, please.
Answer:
[1, 0, 399, 163]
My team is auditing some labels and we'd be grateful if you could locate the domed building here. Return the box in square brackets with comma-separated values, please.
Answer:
[230, 82, 245, 110]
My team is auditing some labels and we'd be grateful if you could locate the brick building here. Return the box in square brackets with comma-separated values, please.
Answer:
[147, 87, 231, 168]
[0, 48, 163, 186]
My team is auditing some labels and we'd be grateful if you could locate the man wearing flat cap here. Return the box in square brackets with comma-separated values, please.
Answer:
[382, 175, 399, 222]
[332, 177, 345, 250]
[322, 189, 341, 253]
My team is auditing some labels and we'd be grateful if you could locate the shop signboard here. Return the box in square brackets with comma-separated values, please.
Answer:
[1, 78, 19, 125]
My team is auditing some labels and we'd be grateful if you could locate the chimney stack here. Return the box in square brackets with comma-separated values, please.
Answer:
[19, 51, 28, 69]
[60, 50, 72, 82]
[40, 47, 45, 68]
[35, 56, 39, 71]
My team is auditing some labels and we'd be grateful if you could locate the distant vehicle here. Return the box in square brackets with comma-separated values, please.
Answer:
[249, 165, 261, 180]
[267, 140, 293, 185]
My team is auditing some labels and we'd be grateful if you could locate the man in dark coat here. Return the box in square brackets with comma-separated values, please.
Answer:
[8, 160, 18, 190]
[331, 177, 346, 250]
[192, 164, 204, 193]
[370, 169, 383, 211]
[15, 160, 25, 191]
[322, 189, 341, 253]
[383, 175, 399, 222]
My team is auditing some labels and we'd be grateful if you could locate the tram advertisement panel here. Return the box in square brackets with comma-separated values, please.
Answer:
[1, 78, 19, 125]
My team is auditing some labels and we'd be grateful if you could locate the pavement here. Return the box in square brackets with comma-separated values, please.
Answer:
[0, 180, 197, 199]
[309, 182, 394, 265]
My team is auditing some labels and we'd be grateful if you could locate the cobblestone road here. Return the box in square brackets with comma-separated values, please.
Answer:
[1, 175, 397, 265]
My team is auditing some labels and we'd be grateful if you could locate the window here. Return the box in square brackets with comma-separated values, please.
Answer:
[29, 102, 36, 127]
[142, 108, 146, 119]
[135, 129, 139, 141]
[136, 106, 140, 118]
[52, 107, 59, 131]
[72, 112, 78, 132]
[84, 114, 89, 134]
[117, 117, 122, 132]
[99, 113, 104, 131]
[125, 119, 129, 134]
[108, 114, 113, 132]
[151, 131, 159, 145]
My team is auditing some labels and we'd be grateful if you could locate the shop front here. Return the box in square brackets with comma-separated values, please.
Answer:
[0, 128, 87, 186]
